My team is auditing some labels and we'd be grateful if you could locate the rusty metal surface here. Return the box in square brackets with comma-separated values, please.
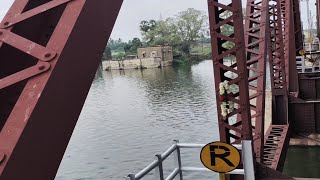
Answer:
[290, 100, 319, 133]
[263, 125, 290, 171]
[298, 73, 320, 100]
[289, 73, 320, 134]
[208, 0, 252, 144]
[244, 0, 269, 163]
[268, 2, 288, 125]
[0, 0, 123, 179]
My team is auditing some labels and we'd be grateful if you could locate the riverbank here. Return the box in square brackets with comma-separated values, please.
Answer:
[102, 58, 172, 70]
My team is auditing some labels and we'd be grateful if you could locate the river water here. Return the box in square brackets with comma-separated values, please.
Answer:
[55, 60, 317, 180]
[56, 60, 220, 180]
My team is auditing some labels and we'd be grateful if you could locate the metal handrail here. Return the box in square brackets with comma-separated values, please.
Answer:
[125, 140, 254, 180]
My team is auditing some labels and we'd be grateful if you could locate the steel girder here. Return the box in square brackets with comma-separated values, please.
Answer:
[208, 0, 253, 144]
[263, 125, 290, 171]
[268, 2, 288, 125]
[292, 0, 303, 54]
[281, 0, 299, 94]
[0, 0, 122, 179]
[244, 0, 269, 163]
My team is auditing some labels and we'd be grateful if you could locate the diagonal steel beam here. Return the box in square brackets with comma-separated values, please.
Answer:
[0, 0, 123, 179]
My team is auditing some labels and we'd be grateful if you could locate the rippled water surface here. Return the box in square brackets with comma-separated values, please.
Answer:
[55, 60, 313, 180]
[56, 61, 221, 180]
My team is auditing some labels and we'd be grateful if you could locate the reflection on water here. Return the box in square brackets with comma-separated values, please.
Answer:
[56, 61, 220, 180]
[55, 60, 314, 180]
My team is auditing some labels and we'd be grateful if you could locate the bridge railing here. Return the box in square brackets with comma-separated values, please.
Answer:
[125, 140, 255, 180]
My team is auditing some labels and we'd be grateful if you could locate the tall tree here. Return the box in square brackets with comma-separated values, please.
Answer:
[140, 8, 208, 56]
[175, 8, 208, 47]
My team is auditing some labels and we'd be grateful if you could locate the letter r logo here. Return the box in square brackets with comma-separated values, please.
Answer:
[210, 145, 235, 167]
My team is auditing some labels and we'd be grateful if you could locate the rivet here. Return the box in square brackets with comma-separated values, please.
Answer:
[0, 31, 3, 36]
[38, 65, 46, 71]
[44, 53, 51, 58]
[3, 22, 9, 26]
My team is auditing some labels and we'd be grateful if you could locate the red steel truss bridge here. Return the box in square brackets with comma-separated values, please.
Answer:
[0, 0, 319, 179]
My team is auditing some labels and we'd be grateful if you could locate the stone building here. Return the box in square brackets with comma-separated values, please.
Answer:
[102, 46, 173, 70]
[137, 46, 173, 62]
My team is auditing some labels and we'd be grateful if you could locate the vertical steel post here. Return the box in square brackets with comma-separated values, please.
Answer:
[268, 2, 288, 125]
[281, 0, 299, 94]
[207, 4, 253, 179]
[0, 0, 123, 179]
[173, 140, 183, 180]
[244, 0, 269, 162]
[207, 0, 253, 144]
[292, 0, 303, 54]
[155, 154, 164, 180]
[242, 140, 255, 180]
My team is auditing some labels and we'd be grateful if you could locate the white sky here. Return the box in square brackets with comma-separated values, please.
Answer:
[0, 0, 317, 41]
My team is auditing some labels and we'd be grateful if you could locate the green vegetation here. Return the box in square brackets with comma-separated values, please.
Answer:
[103, 8, 239, 63]
[140, 8, 210, 62]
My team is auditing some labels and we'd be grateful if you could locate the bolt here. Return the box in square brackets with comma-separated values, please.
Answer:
[38, 65, 46, 71]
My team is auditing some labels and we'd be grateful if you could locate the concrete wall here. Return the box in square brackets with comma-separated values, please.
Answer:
[102, 57, 172, 70]
[137, 46, 173, 61]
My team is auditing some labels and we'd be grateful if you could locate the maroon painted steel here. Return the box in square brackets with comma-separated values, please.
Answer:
[0, 0, 123, 179]
[268, 3, 288, 125]
[0, 62, 50, 89]
[244, 0, 269, 162]
[0, 29, 56, 61]
[263, 125, 290, 171]
[292, 0, 303, 54]
[208, 0, 253, 144]
[290, 73, 320, 133]
[281, 0, 299, 94]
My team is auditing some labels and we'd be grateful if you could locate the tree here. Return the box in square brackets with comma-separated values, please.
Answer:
[220, 11, 234, 49]
[108, 38, 126, 51]
[175, 8, 208, 48]
[123, 38, 143, 54]
[140, 20, 156, 33]
[140, 8, 208, 56]
[102, 46, 112, 60]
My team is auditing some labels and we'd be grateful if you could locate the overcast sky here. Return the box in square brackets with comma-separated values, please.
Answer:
[0, 0, 316, 41]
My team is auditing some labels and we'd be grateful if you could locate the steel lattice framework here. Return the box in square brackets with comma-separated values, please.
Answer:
[208, 0, 253, 144]
[244, 0, 269, 163]
[268, 2, 288, 124]
[0, 0, 306, 178]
